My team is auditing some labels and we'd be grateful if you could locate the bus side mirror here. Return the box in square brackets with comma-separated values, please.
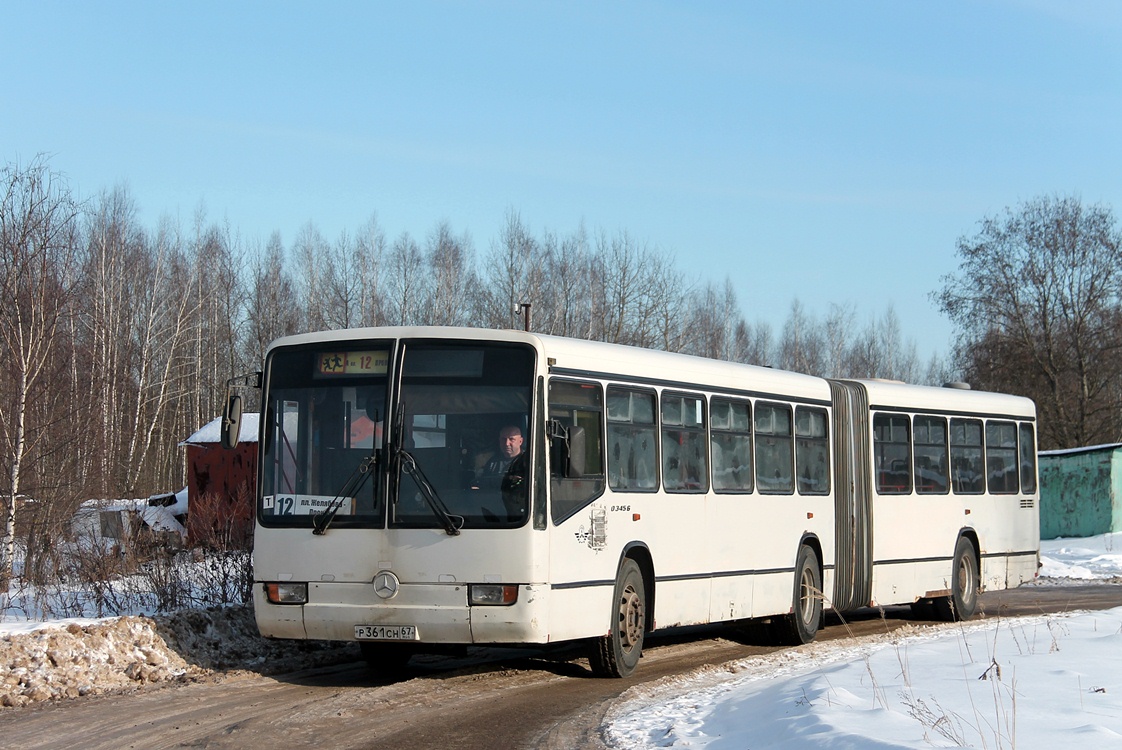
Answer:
[221, 394, 243, 450]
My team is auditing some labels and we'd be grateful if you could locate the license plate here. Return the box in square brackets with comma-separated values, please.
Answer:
[354, 624, 418, 641]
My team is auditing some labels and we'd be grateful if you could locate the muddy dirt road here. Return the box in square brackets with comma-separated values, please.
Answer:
[2, 585, 1118, 750]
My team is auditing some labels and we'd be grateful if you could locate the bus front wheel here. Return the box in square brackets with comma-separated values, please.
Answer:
[589, 559, 646, 678]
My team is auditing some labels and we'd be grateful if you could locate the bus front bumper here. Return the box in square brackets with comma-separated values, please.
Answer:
[253, 581, 551, 645]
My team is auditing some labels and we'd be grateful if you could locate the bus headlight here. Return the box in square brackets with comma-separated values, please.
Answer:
[469, 584, 519, 606]
[264, 582, 308, 604]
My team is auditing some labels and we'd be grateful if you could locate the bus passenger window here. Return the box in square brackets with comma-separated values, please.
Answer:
[755, 402, 793, 494]
[874, 413, 911, 494]
[661, 392, 708, 493]
[711, 398, 752, 493]
[795, 407, 830, 495]
[986, 421, 1019, 494]
[1019, 423, 1037, 494]
[607, 387, 658, 492]
[549, 380, 606, 523]
[913, 416, 949, 494]
[950, 418, 985, 494]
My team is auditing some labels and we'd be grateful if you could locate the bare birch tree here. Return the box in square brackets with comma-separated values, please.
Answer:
[482, 210, 539, 330]
[823, 302, 856, 377]
[292, 221, 330, 333]
[538, 225, 593, 338]
[778, 300, 826, 376]
[323, 229, 364, 330]
[0, 158, 81, 588]
[81, 185, 146, 496]
[422, 221, 477, 327]
[248, 232, 300, 364]
[733, 319, 774, 366]
[119, 217, 197, 493]
[354, 214, 387, 327]
[385, 231, 424, 326]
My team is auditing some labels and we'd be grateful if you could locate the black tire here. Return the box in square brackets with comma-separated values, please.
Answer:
[935, 536, 979, 622]
[775, 545, 823, 646]
[359, 642, 414, 679]
[588, 559, 646, 678]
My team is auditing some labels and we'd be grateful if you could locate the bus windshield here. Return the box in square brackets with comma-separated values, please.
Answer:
[260, 344, 391, 526]
[258, 340, 535, 530]
[393, 341, 534, 529]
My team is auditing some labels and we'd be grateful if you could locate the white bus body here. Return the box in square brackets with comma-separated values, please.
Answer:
[243, 327, 1039, 676]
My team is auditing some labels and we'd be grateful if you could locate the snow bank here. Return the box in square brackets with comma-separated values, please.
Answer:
[604, 532, 1122, 749]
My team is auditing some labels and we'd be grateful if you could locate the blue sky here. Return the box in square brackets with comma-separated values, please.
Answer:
[4, 1, 1120, 359]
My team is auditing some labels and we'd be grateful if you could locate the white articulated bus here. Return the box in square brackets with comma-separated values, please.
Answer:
[223, 327, 1039, 677]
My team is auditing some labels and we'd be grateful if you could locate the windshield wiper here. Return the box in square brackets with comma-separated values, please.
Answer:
[312, 453, 378, 536]
[398, 448, 463, 536]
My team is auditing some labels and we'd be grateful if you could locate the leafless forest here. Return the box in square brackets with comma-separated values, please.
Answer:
[3, 156, 1119, 591]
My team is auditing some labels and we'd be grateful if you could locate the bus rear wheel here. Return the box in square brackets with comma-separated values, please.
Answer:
[774, 545, 823, 646]
[589, 559, 646, 678]
[936, 536, 979, 622]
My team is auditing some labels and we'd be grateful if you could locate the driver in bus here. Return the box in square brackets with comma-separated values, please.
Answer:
[473, 425, 528, 518]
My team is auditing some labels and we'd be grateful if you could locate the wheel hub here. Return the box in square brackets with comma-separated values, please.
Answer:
[620, 585, 644, 649]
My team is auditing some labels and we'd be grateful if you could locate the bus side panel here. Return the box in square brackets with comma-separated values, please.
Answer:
[980, 554, 1008, 593]
[870, 561, 918, 606]
[647, 494, 713, 629]
[706, 495, 760, 623]
[1006, 553, 1038, 588]
[546, 499, 637, 642]
[708, 576, 753, 622]
[547, 584, 614, 643]
[974, 493, 1039, 591]
[652, 578, 712, 629]
[753, 571, 797, 618]
[706, 495, 834, 621]
[870, 494, 961, 606]
[547, 493, 719, 635]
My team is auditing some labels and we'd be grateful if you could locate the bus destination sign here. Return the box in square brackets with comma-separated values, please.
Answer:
[318, 350, 389, 376]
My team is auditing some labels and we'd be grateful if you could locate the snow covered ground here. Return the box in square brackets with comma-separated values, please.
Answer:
[604, 532, 1122, 749]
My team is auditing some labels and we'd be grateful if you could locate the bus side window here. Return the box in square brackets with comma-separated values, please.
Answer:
[986, 420, 1019, 494]
[795, 406, 830, 495]
[549, 380, 606, 523]
[1019, 422, 1037, 494]
[950, 418, 985, 494]
[607, 387, 659, 491]
[711, 398, 753, 493]
[755, 402, 794, 494]
[913, 415, 949, 494]
[661, 392, 708, 493]
[873, 413, 912, 494]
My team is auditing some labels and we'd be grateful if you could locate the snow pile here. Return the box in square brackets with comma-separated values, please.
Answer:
[0, 606, 354, 708]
